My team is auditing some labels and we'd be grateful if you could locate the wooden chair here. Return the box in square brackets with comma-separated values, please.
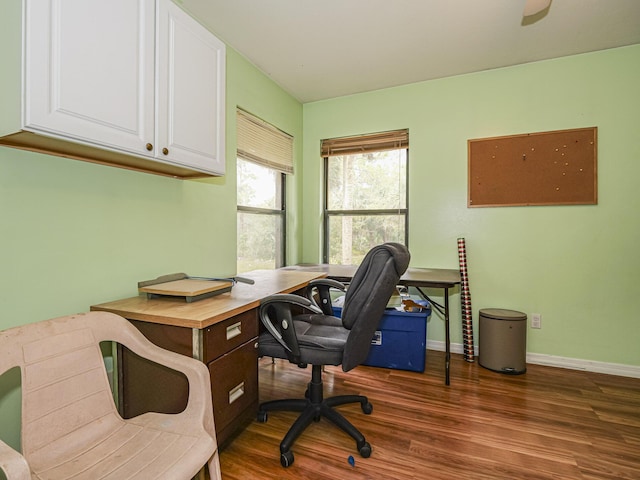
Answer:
[0, 311, 221, 480]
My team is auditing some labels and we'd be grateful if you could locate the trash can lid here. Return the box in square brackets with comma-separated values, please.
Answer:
[480, 308, 527, 320]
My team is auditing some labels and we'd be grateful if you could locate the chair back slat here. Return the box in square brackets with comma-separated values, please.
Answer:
[0, 319, 119, 457]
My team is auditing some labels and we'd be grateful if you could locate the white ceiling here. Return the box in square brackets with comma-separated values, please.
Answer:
[179, 0, 640, 103]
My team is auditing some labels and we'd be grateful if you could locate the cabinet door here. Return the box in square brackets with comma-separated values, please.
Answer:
[24, 0, 155, 155]
[156, 0, 226, 174]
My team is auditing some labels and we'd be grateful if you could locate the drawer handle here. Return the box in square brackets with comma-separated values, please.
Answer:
[228, 381, 245, 404]
[226, 322, 242, 340]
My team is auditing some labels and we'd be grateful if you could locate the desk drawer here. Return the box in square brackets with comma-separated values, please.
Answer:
[209, 338, 258, 438]
[204, 309, 258, 362]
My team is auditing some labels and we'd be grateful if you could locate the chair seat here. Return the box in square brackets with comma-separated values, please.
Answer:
[294, 313, 343, 328]
[29, 412, 215, 480]
[258, 315, 349, 366]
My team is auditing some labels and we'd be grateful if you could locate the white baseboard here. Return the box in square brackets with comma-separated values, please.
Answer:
[426, 340, 640, 379]
[427, 340, 479, 357]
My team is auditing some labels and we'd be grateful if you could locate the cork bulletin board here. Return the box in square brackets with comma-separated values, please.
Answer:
[468, 127, 597, 207]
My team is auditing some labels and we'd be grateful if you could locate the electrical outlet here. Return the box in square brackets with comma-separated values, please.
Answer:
[531, 313, 542, 329]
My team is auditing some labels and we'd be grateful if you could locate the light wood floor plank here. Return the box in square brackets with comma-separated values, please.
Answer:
[219, 351, 640, 479]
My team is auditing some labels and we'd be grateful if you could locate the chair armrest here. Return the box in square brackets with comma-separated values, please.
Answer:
[123, 334, 214, 435]
[127, 338, 214, 431]
[259, 294, 323, 363]
[86, 312, 216, 437]
[0, 441, 31, 480]
[306, 278, 346, 315]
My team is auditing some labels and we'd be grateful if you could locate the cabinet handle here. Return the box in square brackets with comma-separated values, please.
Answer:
[228, 381, 245, 404]
[226, 322, 242, 340]
[146, 143, 153, 151]
[162, 147, 169, 155]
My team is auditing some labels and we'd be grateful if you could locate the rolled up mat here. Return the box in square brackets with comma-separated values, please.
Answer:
[458, 237, 475, 362]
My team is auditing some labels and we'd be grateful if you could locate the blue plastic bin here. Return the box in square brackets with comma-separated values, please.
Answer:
[333, 300, 431, 372]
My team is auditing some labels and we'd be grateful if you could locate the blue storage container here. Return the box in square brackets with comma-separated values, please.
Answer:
[333, 300, 431, 372]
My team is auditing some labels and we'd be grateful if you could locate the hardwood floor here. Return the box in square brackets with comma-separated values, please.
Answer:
[219, 351, 640, 479]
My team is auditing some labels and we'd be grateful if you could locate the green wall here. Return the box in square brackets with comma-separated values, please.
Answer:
[1, 15, 638, 463]
[302, 45, 640, 368]
[0, 46, 302, 453]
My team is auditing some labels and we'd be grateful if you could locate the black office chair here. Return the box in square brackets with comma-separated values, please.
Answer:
[257, 242, 410, 467]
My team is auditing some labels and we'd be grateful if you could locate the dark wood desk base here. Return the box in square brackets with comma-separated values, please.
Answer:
[91, 270, 324, 446]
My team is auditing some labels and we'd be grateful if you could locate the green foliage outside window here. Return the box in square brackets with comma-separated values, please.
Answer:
[326, 149, 407, 264]
[237, 159, 284, 272]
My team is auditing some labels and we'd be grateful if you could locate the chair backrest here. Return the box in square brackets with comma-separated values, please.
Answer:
[0, 313, 120, 458]
[341, 242, 410, 371]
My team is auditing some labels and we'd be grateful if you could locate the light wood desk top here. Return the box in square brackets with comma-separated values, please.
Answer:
[91, 269, 325, 330]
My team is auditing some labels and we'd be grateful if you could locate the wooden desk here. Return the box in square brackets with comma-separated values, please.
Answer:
[91, 269, 325, 446]
[283, 265, 461, 385]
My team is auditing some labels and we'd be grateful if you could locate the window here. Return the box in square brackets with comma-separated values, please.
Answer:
[323, 129, 408, 264]
[237, 159, 285, 272]
[237, 109, 293, 272]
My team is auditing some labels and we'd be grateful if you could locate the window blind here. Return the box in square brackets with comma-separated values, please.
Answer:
[237, 109, 294, 174]
[321, 129, 409, 157]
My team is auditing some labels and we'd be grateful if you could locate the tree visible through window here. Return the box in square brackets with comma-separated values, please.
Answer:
[323, 130, 408, 264]
[237, 158, 284, 272]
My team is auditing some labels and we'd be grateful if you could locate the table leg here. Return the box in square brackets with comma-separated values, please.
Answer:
[414, 286, 451, 386]
[444, 287, 450, 386]
[111, 341, 121, 412]
[192, 328, 207, 480]
[192, 328, 204, 361]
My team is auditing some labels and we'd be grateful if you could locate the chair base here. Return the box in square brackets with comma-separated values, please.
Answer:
[257, 364, 373, 467]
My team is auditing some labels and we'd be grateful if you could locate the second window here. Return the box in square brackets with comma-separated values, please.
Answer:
[323, 129, 408, 264]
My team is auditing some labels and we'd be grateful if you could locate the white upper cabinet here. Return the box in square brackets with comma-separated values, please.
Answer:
[25, 0, 156, 156]
[155, 0, 226, 173]
[0, 0, 225, 178]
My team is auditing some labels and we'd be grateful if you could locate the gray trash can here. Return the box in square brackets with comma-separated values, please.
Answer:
[479, 308, 527, 374]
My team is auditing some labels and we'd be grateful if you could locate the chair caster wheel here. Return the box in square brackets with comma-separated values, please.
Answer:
[281, 451, 294, 467]
[257, 411, 268, 422]
[359, 442, 372, 458]
[362, 401, 373, 414]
